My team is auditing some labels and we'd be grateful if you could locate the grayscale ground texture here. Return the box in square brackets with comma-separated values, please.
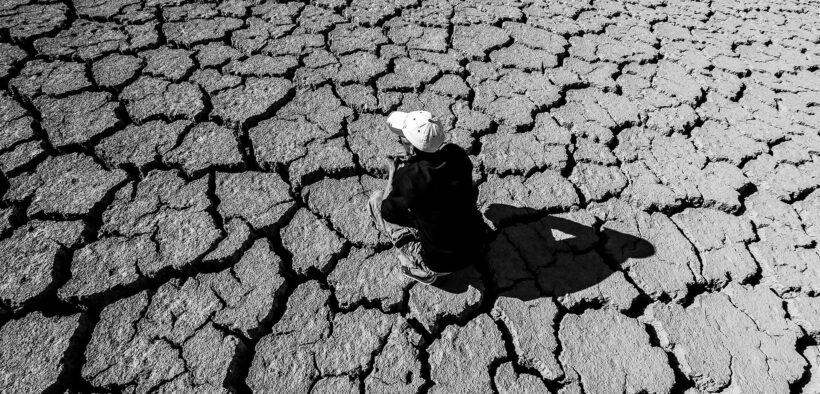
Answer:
[1, 0, 819, 393]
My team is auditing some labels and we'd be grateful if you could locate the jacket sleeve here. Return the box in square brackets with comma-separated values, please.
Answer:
[380, 168, 415, 227]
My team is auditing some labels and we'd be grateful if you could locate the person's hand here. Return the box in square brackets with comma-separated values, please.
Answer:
[384, 155, 399, 176]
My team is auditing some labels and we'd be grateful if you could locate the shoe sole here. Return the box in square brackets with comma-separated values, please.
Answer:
[400, 266, 438, 285]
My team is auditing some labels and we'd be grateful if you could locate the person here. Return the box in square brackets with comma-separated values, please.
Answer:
[367, 110, 486, 284]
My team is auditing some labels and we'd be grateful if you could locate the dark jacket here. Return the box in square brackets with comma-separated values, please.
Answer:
[380, 144, 486, 272]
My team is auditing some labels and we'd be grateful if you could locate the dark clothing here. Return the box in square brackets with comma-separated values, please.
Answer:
[380, 144, 486, 272]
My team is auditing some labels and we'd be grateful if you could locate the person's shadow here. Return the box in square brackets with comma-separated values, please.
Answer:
[434, 203, 655, 302]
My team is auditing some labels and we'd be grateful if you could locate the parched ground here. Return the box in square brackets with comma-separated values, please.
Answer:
[1, 0, 819, 393]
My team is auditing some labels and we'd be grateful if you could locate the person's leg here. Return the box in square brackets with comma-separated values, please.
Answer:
[367, 190, 438, 283]
[368, 190, 414, 244]
[398, 241, 441, 284]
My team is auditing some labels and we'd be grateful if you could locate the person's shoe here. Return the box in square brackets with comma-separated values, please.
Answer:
[400, 265, 439, 285]
[393, 239, 438, 284]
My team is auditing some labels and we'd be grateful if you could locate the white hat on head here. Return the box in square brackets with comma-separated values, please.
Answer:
[386, 110, 445, 153]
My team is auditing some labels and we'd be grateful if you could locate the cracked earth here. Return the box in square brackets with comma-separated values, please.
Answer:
[0, 0, 819, 393]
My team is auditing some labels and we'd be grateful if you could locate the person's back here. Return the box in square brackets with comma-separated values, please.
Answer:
[381, 143, 485, 273]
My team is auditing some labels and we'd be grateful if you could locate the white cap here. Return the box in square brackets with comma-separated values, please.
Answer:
[386, 110, 445, 153]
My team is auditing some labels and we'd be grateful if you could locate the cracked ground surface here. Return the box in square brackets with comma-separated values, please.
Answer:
[0, 0, 819, 392]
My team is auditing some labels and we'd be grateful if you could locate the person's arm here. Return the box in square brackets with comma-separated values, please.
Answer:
[383, 156, 398, 196]
[380, 165, 415, 227]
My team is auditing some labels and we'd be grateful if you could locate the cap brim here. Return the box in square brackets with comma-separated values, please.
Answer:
[386, 111, 408, 135]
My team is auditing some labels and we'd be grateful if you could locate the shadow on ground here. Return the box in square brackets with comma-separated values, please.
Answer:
[434, 204, 655, 302]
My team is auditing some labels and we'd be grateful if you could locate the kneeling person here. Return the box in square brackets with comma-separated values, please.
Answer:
[368, 110, 486, 284]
